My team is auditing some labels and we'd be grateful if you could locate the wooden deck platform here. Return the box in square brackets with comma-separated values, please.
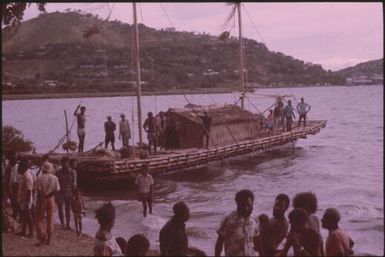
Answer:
[22, 120, 326, 186]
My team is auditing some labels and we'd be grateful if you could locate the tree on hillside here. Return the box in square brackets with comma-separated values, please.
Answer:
[1, 2, 46, 29]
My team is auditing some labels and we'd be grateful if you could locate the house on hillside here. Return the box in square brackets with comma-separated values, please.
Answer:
[164, 105, 264, 149]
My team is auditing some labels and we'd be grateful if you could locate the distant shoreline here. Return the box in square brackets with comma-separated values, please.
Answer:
[2, 84, 380, 101]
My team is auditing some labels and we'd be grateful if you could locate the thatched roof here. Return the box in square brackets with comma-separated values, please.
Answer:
[167, 104, 263, 125]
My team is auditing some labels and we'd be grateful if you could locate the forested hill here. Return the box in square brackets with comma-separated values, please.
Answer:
[2, 11, 346, 94]
[334, 59, 383, 78]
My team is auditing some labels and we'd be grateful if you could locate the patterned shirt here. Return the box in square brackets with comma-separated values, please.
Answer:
[217, 210, 260, 257]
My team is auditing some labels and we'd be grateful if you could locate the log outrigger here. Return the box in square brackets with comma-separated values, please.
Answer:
[20, 3, 327, 188]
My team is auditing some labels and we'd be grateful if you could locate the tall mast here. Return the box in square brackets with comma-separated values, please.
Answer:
[237, 3, 245, 109]
[133, 3, 143, 146]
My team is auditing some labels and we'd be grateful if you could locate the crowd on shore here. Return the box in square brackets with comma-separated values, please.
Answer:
[3, 148, 354, 256]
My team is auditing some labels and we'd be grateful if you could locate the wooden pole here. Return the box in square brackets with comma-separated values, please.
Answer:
[64, 110, 69, 154]
[237, 3, 245, 109]
[133, 3, 143, 146]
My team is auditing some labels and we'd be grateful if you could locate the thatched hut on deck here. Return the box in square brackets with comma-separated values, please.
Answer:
[164, 104, 264, 149]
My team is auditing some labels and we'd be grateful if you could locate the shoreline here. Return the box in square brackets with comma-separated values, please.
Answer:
[2, 225, 160, 256]
[2, 84, 376, 101]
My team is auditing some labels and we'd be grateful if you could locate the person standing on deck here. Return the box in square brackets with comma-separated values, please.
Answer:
[265, 109, 274, 136]
[73, 105, 86, 153]
[104, 115, 116, 151]
[321, 208, 354, 256]
[274, 100, 284, 134]
[143, 112, 160, 155]
[296, 97, 311, 128]
[284, 100, 296, 132]
[156, 111, 167, 151]
[135, 164, 154, 217]
[119, 114, 131, 148]
[199, 111, 212, 149]
[215, 189, 263, 256]
[159, 201, 190, 256]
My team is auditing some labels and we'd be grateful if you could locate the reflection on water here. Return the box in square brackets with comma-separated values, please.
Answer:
[2, 85, 383, 255]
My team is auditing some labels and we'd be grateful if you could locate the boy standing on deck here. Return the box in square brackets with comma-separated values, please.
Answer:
[135, 164, 154, 217]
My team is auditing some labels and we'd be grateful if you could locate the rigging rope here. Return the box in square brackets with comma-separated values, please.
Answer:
[160, 3, 174, 28]
[243, 4, 267, 45]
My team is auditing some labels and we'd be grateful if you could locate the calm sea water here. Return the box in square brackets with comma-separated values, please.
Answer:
[2, 85, 383, 256]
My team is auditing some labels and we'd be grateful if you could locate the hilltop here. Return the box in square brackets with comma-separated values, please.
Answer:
[2, 11, 348, 95]
[334, 58, 383, 85]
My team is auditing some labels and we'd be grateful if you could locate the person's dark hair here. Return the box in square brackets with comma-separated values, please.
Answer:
[293, 192, 318, 214]
[173, 201, 189, 215]
[288, 208, 309, 226]
[115, 237, 127, 255]
[95, 202, 115, 227]
[276, 193, 290, 210]
[235, 189, 254, 204]
[9, 155, 18, 165]
[324, 208, 341, 224]
[61, 156, 70, 164]
[126, 234, 150, 257]
[80, 106, 86, 110]
[18, 158, 29, 171]
[141, 164, 149, 171]
[187, 247, 207, 257]
[42, 154, 49, 160]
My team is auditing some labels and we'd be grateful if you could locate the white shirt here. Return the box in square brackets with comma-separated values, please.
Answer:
[135, 174, 154, 194]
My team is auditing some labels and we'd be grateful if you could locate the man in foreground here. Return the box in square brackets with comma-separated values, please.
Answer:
[321, 207, 354, 256]
[260, 194, 290, 256]
[34, 162, 60, 246]
[159, 201, 190, 256]
[278, 208, 324, 256]
[104, 115, 116, 150]
[215, 189, 262, 256]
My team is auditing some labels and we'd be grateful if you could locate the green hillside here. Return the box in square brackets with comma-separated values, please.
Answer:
[2, 11, 346, 94]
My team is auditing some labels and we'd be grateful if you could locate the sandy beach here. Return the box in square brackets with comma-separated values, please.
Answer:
[2, 225, 160, 256]
[2, 225, 94, 256]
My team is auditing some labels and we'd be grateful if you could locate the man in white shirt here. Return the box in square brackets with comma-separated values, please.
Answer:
[135, 164, 154, 217]
[296, 97, 311, 128]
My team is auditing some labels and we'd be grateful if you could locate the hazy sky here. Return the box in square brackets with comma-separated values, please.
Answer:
[23, 2, 383, 71]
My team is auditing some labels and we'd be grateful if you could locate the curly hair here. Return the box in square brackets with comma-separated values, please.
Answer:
[126, 234, 150, 256]
[293, 192, 318, 214]
[95, 202, 115, 227]
[235, 189, 254, 204]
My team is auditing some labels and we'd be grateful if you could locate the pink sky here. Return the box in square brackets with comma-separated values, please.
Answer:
[23, 2, 383, 71]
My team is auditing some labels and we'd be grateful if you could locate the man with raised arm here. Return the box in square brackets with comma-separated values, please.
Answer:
[73, 105, 86, 153]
